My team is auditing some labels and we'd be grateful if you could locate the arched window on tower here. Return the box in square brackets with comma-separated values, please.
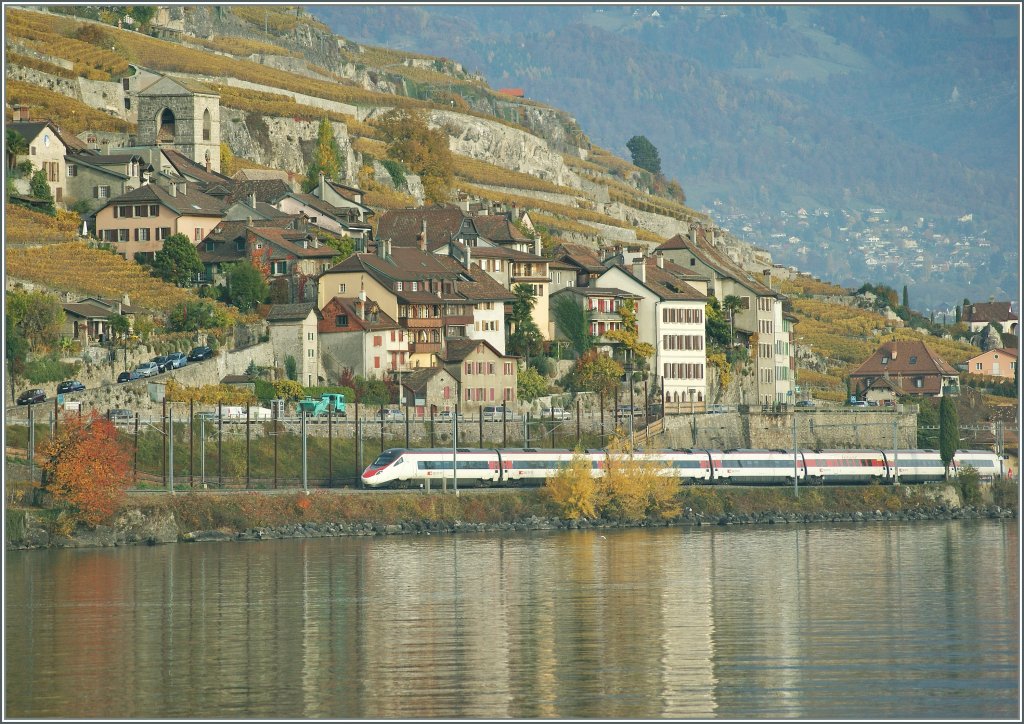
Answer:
[202, 108, 211, 141]
[157, 108, 175, 144]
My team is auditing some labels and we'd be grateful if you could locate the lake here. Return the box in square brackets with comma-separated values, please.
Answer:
[4, 520, 1019, 719]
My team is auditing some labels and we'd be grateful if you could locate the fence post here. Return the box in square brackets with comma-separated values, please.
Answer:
[27, 403, 35, 482]
[189, 399, 194, 488]
[245, 404, 251, 489]
[162, 397, 167, 486]
[328, 410, 333, 488]
[479, 408, 484, 446]
[577, 398, 581, 444]
[217, 401, 223, 488]
[133, 412, 139, 486]
[503, 403, 507, 447]
[273, 403, 278, 490]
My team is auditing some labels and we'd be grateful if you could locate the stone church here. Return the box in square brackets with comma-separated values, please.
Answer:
[135, 75, 221, 173]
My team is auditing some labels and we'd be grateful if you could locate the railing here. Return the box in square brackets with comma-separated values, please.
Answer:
[408, 341, 442, 354]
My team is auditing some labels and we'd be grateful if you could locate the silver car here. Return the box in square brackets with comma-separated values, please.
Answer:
[134, 361, 159, 378]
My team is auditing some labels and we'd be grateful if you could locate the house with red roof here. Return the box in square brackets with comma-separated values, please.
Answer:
[849, 339, 960, 400]
[963, 301, 1018, 335]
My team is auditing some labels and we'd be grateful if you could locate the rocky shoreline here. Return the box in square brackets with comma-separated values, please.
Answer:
[7, 503, 1016, 550]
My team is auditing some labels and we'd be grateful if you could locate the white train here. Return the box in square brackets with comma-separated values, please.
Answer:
[361, 447, 1003, 489]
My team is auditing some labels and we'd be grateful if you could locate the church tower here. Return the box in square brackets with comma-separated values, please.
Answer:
[135, 75, 220, 172]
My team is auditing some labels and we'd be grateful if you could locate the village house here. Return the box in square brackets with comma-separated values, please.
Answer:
[655, 226, 793, 405]
[309, 176, 374, 225]
[7, 111, 69, 205]
[594, 254, 710, 409]
[93, 180, 225, 261]
[64, 152, 150, 216]
[963, 301, 1018, 335]
[551, 242, 608, 288]
[317, 294, 408, 381]
[549, 286, 643, 361]
[442, 338, 519, 411]
[396, 366, 460, 418]
[849, 339, 960, 401]
[377, 204, 482, 251]
[965, 347, 1017, 380]
[60, 295, 140, 346]
[266, 302, 322, 387]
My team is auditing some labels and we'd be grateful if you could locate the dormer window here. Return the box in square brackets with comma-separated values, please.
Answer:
[881, 356, 889, 364]
[909, 356, 917, 365]
[396, 282, 403, 292]
[236, 240, 245, 252]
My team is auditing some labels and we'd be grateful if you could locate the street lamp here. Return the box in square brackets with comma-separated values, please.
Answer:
[624, 357, 635, 449]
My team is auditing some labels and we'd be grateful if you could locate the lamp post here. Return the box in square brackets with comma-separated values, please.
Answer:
[625, 357, 635, 449]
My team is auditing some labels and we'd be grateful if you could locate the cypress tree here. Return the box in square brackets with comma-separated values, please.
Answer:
[939, 395, 959, 479]
[902, 285, 909, 309]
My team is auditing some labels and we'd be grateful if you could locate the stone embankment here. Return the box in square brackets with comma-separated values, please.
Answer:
[7, 502, 1016, 551]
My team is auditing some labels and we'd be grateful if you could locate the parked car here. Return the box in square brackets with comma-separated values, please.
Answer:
[56, 380, 85, 394]
[151, 355, 172, 373]
[795, 400, 816, 408]
[167, 352, 188, 369]
[108, 408, 133, 422]
[540, 406, 572, 420]
[378, 408, 405, 422]
[436, 410, 465, 423]
[117, 370, 142, 384]
[706, 404, 732, 414]
[483, 405, 518, 422]
[187, 345, 214, 362]
[16, 388, 46, 406]
[849, 399, 870, 408]
[615, 405, 643, 419]
[134, 361, 160, 378]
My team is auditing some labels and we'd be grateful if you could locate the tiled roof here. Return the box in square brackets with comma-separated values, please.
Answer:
[266, 302, 317, 322]
[105, 183, 225, 217]
[377, 206, 473, 250]
[329, 248, 463, 283]
[968, 347, 1018, 362]
[321, 296, 399, 331]
[433, 257, 515, 302]
[443, 338, 507, 362]
[286, 192, 344, 218]
[552, 286, 641, 299]
[657, 229, 779, 298]
[963, 302, 1018, 324]
[62, 301, 116, 319]
[469, 245, 548, 262]
[401, 366, 450, 393]
[248, 228, 336, 259]
[474, 214, 531, 243]
[162, 148, 234, 188]
[226, 179, 292, 205]
[847, 339, 958, 385]
[552, 242, 606, 273]
[609, 261, 707, 302]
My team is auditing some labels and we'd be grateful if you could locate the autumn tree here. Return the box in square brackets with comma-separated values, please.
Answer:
[41, 411, 132, 526]
[705, 297, 732, 349]
[106, 312, 132, 371]
[6, 288, 65, 350]
[722, 295, 743, 344]
[220, 142, 237, 177]
[567, 349, 624, 396]
[508, 283, 543, 361]
[542, 451, 605, 520]
[517, 365, 549, 402]
[626, 135, 661, 174]
[604, 298, 655, 375]
[152, 233, 204, 287]
[6, 128, 28, 170]
[166, 300, 230, 332]
[600, 434, 680, 522]
[376, 108, 454, 204]
[5, 314, 28, 403]
[302, 117, 345, 192]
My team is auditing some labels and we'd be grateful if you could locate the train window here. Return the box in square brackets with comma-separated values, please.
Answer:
[371, 451, 401, 467]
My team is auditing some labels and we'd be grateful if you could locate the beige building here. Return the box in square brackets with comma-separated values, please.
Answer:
[966, 347, 1017, 379]
[267, 303, 322, 387]
[8, 115, 68, 205]
[94, 181, 224, 261]
[443, 339, 519, 410]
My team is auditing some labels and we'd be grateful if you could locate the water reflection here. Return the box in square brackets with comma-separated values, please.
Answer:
[5, 521, 1018, 719]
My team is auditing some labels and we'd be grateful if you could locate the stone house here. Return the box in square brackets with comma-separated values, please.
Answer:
[135, 74, 221, 173]
[309, 176, 374, 224]
[442, 338, 519, 410]
[266, 302, 322, 387]
[317, 295, 408, 381]
[551, 242, 607, 287]
[963, 302, 1018, 335]
[61, 295, 140, 346]
[397, 366, 459, 418]
[64, 153, 150, 216]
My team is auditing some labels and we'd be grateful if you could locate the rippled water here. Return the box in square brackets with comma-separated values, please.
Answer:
[5, 520, 1019, 719]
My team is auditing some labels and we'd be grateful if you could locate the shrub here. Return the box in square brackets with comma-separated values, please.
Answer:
[992, 477, 1017, 508]
[25, 355, 80, 384]
[956, 465, 982, 506]
[541, 451, 604, 520]
[284, 355, 297, 381]
[273, 379, 306, 401]
[601, 435, 681, 522]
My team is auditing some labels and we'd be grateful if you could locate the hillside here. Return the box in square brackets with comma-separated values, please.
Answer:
[3, 5, 988, 404]
[310, 4, 1020, 311]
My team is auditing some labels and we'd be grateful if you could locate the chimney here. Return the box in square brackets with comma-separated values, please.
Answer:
[890, 344, 898, 360]
[689, 225, 698, 245]
[534, 235, 541, 256]
[465, 243, 472, 271]
[709, 227, 716, 246]
[205, 151, 211, 173]
[355, 290, 366, 319]
[249, 192, 257, 209]
[168, 183, 177, 198]
[419, 220, 427, 252]
[656, 252, 665, 269]
[632, 258, 646, 283]
[318, 171, 325, 199]
[246, 214, 252, 227]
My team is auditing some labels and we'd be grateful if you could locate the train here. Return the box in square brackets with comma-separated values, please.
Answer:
[360, 447, 1003, 489]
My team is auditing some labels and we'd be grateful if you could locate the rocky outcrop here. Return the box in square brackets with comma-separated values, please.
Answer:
[220, 110, 356, 179]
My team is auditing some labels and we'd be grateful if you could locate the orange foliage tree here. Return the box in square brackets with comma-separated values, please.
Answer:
[41, 411, 132, 525]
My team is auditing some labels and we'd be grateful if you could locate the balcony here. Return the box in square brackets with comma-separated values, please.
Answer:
[445, 315, 473, 325]
[408, 341, 442, 355]
[401, 317, 443, 329]
[588, 309, 621, 321]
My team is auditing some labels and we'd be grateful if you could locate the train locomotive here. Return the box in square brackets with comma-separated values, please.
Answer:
[361, 447, 1002, 489]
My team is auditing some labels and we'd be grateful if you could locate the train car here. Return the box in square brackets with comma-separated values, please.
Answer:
[655, 449, 716, 483]
[362, 448, 503, 488]
[802, 449, 887, 485]
[713, 449, 803, 485]
[952, 450, 1003, 481]
[881, 449, 945, 483]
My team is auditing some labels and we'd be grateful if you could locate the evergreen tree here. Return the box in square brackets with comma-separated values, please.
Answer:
[6, 129, 28, 170]
[508, 283, 543, 361]
[939, 395, 959, 479]
[902, 284, 909, 309]
[626, 135, 661, 174]
[29, 169, 55, 215]
[152, 233, 204, 287]
[302, 118, 344, 193]
[224, 260, 269, 312]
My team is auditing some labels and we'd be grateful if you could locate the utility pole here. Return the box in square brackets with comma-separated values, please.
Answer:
[301, 410, 308, 492]
[168, 405, 174, 494]
[792, 411, 799, 498]
[893, 416, 900, 486]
